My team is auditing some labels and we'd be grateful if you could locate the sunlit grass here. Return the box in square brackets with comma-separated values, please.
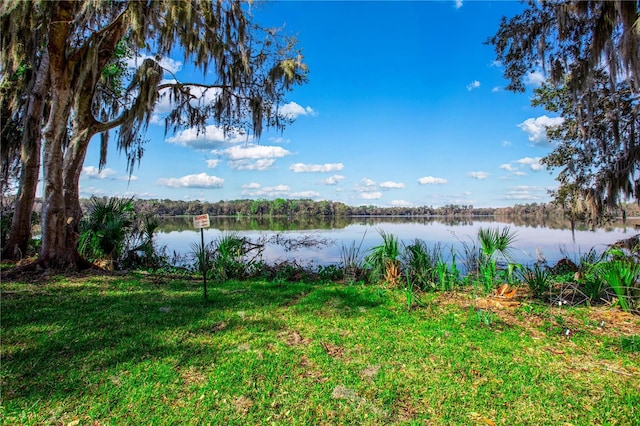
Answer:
[2, 274, 639, 424]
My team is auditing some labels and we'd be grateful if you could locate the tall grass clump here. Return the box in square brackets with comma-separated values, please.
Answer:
[435, 245, 462, 291]
[213, 233, 262, 281]
[595, 248, 640, 312]
[403, 239, 437, 290]
[570, 247, 606, 302]
[190, 240, 212, 278]
[365, 229, 401, 286]
[460, 239, 481, 277]
[477, 226, 517, 291]
[519, 262, 552, 298]
[340, 231, 367, 283]
[402, 240, 460, 291]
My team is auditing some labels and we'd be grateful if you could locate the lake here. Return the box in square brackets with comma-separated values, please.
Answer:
[155, 216, 639, 269]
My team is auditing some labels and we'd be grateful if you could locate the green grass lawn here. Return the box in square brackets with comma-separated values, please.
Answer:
[2, 273, 639, 425]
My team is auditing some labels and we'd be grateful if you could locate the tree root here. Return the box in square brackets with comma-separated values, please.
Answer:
[1, 256, 103, 281]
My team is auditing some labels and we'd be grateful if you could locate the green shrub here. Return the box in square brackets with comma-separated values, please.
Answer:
[402, 239, 438, 290]
[520, 263, 552, 299]
[79, 196, 166, 270]
[365, 229, 401, 285]
[595, 249, 640, 312]
[79, 197, 135, 266]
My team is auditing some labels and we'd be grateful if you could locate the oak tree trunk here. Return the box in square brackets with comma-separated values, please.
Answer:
[2, 51, 49, 260]
[37, 1, 84, 269]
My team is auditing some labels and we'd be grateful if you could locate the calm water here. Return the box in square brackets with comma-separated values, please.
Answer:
[155, 216, 639, 268]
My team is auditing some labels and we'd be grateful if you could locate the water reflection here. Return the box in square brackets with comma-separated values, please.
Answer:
[157, 214, 596, 232]
[155, 216, 638, 268]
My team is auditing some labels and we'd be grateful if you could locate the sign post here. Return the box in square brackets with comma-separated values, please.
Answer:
[193, 214, 211, 300]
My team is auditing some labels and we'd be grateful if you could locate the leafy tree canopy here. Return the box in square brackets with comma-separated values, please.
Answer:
[0, 0, 308, 269]
[489, 0, 640, 223]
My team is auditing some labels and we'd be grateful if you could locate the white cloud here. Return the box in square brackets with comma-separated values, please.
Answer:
[492, 86, 502, 93]
[152, 82, 222, 120]
[290, 163, 344, 173]
[241, 184, 290, 197]
[207, 144, 291, 171]
[264, 184, 289, 193]
[82, 166, 136, 181]
[418, 176, 447, 185]
[228, 159, 276, 171]
[279, 102, 317, 119]
[516, 157, 544, 171]
[242, 182, 261, 190]
[530, 163, 544, 171]
[468, 171, 490, 180]
[269, 136, 289, 144]
[206, 159, 220, 169]
[361, 191, 382, 200]
[501, 158, 544, 176]
[503, 186, 547, 201]
[218, 144, 291, 160]
[324, 175, 346, 185]
[518, 115, 564, 144]
[513, 185, 546, 192]
[391, 199, 413, 207]
[128, 191, 154, 199]
[166, 125, 251, 149]
[127, 55, 183, 74]
[454, 0, 463, 9]
[149, 114, 164, 125]
[503, 191, 541, 201]
[157, 173, 224, 188]
[354, 178, 385, 199]
[379, 181, 405, 189]
[525, 70, 545, 86]
[82, 166, 117, 180]
[360, 178, 377, 188]
[499, 164, 517, 172]
[467, 80, 481, 91]
[184, 85, 222, 105]
[502, 140, 512, 147]
[291, 191, 321, 198]
[79, 186, 107, 198]
[158, 57, 183, 74]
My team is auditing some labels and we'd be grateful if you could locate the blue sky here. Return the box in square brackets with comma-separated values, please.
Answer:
[80, 1, 564, 208]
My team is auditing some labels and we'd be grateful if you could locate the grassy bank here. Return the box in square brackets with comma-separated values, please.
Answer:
[2, 273, 639, 424]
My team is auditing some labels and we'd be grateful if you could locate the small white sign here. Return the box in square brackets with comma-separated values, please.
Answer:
[193, 214, 210, 228]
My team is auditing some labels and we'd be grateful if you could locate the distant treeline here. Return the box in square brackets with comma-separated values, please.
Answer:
[118, 198, 639, 219]
[11, 197, 638, 220]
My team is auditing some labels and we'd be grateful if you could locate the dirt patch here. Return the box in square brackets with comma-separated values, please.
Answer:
[433, 288, 640, 340]
[361, 364, 380, 380]
[331, 385, 386, 417]
[233, 395, 253, 415]
[321, 341, 345, 358]
[297, 356, 329, 382]
[179, 366, 207, 387]
[279, 329, 311, 346]
[278, 291, 309, 307]
[211, 321, 228, 333]
[393, 399, 420, 422]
